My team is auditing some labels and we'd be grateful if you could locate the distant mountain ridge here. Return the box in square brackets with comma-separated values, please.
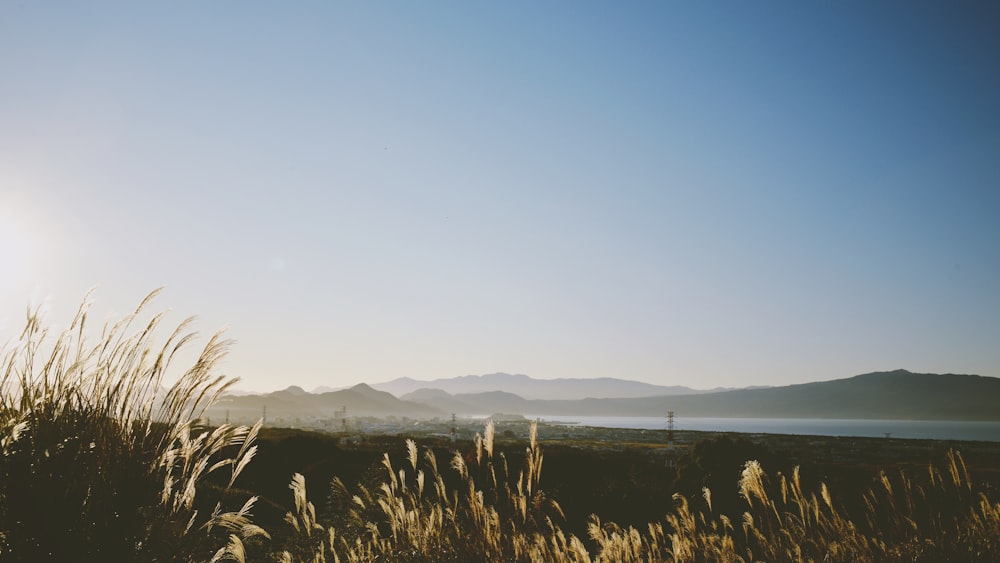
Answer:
[401, 370, 1000, 421]
[217, 370, 1000, 423]
[208, 382, 441, 422]
[370, 372, 719, 400]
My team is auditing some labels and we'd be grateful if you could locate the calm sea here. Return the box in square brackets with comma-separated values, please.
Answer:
[523, 415, 1000, 442]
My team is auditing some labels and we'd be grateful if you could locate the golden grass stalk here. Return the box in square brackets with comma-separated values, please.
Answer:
[0, 290, 262, 561]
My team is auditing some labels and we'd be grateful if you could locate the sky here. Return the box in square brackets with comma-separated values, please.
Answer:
[1, 2, 998, 392]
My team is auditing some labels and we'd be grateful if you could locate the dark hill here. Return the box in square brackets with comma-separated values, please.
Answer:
[209, 382, 442, 423]
[656, 370, 1000, 420]
[401, 388, 478, 414]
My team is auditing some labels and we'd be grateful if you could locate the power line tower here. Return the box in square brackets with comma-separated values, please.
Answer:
[450, 413, 457, 443]
[665, 410, 677, 468]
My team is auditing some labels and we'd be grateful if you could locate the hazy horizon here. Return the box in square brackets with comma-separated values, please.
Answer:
[229, 368, 973, 396]
[2, 3, 998, 392]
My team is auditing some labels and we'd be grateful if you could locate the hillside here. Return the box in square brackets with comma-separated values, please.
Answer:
[403, 370, 1000, 421]
[659, 370, 1000, 420]
[209, 383, 442, 423]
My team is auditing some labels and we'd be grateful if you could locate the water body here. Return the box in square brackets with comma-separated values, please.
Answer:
[523, 415, 1000, 442]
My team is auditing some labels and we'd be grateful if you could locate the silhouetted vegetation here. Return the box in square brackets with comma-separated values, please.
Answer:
[0, 291, 263, 561]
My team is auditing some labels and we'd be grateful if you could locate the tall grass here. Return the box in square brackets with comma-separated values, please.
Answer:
[0, 290, 263, 561]
[276, 430, 1000, 563]
[277, 419, 588, 562]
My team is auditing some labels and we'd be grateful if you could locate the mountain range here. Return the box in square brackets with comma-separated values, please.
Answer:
[363, 372, 725, 400]
[401, 370, 1000, 420]
[208, 382, 440, 422]
[214, 370, 1000, 422]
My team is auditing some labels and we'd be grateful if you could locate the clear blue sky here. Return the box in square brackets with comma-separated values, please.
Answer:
[2, 2, 998, 391]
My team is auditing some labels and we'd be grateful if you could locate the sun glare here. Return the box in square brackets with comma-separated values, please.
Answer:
[0, 207, 33, 299]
